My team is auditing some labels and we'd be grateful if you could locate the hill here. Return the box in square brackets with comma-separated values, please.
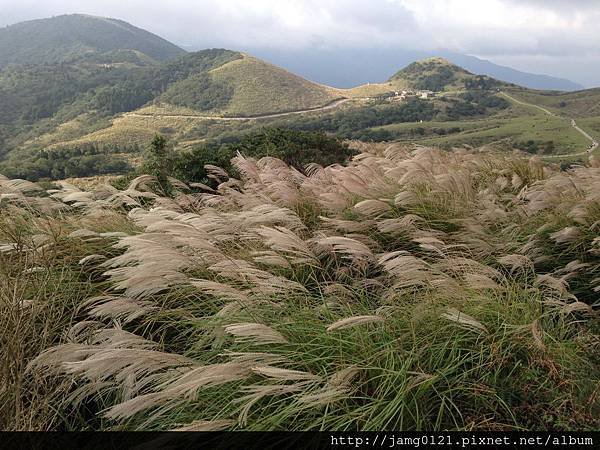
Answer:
[156, 53, 341, 117]
[389, 57, 508, 91]
[0, 49, 241, 163]
[246, 48, 584, 91]
[205, 55, 341, 116]
[0, 14, 185, 67]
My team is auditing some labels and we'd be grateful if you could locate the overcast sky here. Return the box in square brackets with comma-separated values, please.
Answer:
[1, 0, 599, 86]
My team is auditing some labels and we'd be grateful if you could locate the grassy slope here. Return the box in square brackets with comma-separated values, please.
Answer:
[504, 89, 600, 151]
[504, 88, 600, 118]
[337, 80, 408, 98]
[8, 53, 345, 152]
[207, 55, 342, 116]
[578, 116, 600, 136]
[373, 102, 590, 153]
[1, 145, 598, 431]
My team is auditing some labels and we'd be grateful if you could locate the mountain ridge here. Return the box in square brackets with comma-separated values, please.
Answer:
[0, 14, 186, 67]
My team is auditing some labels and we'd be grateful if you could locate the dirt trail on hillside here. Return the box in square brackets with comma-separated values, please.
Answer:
[124, 98, 351, 121]
[500, 91, 598, 158]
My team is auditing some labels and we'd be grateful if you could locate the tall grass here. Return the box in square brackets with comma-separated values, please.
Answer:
[0, 145, 598, 431]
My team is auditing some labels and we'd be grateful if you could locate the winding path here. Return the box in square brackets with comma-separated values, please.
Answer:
[124, 98, 351, 121]
[500, 91, 598, 158]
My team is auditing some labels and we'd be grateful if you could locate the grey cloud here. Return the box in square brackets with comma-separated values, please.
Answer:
[0, 0, 424, 48]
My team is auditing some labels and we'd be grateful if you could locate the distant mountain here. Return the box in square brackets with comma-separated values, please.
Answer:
[245, 48, 584, 91]
[442, 53, 584, 92]
[0, 14, 185, 67]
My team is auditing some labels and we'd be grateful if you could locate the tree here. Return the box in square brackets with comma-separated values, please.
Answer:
[143, 134, 174, 195]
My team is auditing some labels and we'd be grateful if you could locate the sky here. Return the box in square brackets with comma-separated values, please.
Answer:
[1, 0, 599, 87]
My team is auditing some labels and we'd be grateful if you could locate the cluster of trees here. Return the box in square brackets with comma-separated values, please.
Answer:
[412, 66, 457, 91]
[461, 91, 509, 108]
[351, 128, 395, 141]
[271, 99, 437, 138]
[91, 81, 156, 115]
[515, 139, 556, 155]
[160, 73, 233, 111]
[432, 126, 462, 135]
[0, 143, 132, 180]
[347, 125, 465, 143]
[464, 75, 503, 90]
[140, 129, 355, 188]
[0, 128, 6, 157]
[445, 91, 509, 120]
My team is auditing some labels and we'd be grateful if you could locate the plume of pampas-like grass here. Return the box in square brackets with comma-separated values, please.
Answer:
[224, 323, 288, 345]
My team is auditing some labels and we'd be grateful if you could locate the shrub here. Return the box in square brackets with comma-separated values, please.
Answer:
[171, 128, 355, 183]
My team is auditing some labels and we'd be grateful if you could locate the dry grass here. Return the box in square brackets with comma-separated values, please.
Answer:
[1, 143, 599, 431]
[209, 55, 341, 116]
[44, 113, 201, 151]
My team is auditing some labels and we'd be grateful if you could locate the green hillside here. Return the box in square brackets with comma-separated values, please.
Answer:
[390, 57, 509, 91]
[0, 46, 349, 178]
[501, 87, 600, 118]
[0, 49, 242, 172]
[0, 48, 239, 136]
[0, 14, 185, 67]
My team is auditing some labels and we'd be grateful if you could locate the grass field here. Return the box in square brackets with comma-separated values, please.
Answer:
[578, 116, 600, 137]
[32, 105, 222, 152]
[369, 102, 590, 153]
[1, 144, 598, 431]
[43, 114, 198, 150]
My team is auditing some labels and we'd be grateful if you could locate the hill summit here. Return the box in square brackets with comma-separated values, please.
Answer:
[0, 14, 185, 67]
[390, 57, 506, 91]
